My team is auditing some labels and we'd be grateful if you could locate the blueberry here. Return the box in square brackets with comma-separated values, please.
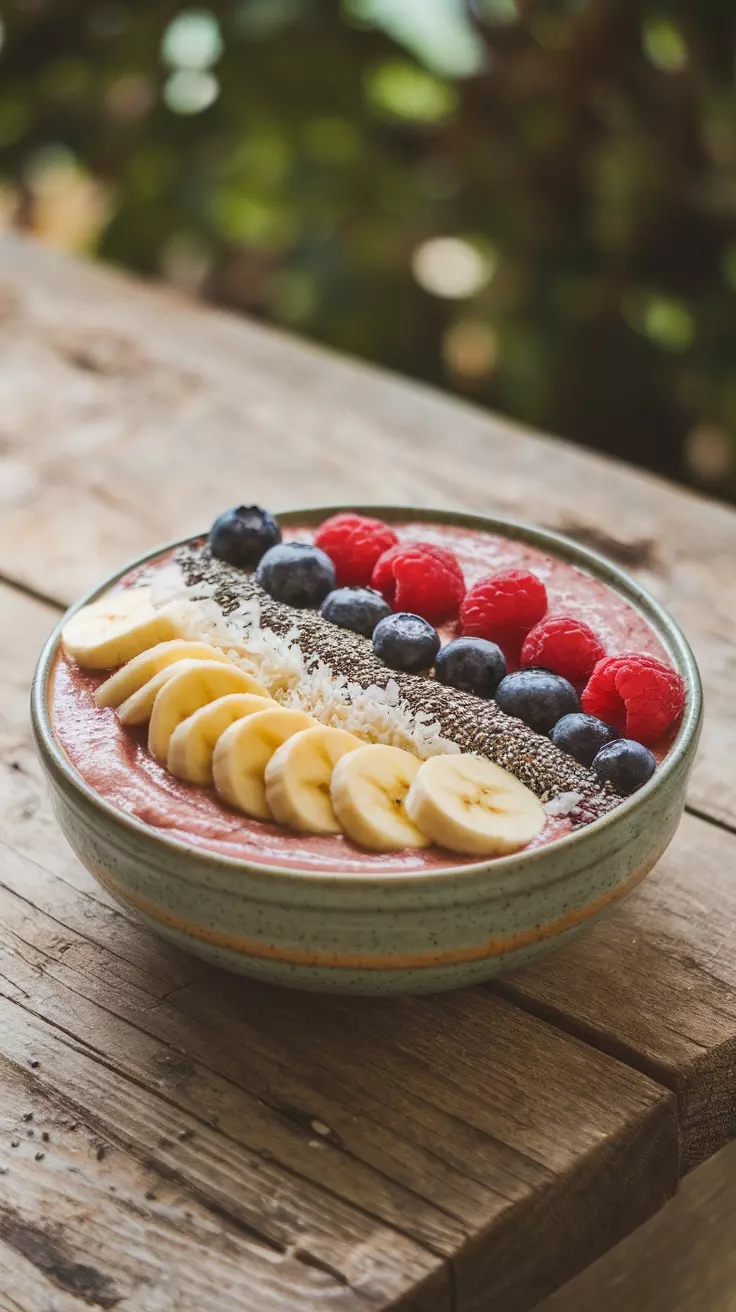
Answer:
[208, 505, 281, 569]
[435, 637, 506, 698]
[495, 668, 579, 734]
[256, 542, 336, 608]
[550, 712, 618, 767]
[372, 612, 441, 674]
[320, 587, 391, 638]
[592, 739, 656, 795]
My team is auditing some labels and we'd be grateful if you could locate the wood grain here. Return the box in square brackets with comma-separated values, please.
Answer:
[0, 235, 734, 833]
[538, 1138, 736, 1312]
[1, 581, 679, 1311]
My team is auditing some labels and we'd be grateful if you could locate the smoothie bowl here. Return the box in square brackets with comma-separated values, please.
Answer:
[31, 506, 702, 994]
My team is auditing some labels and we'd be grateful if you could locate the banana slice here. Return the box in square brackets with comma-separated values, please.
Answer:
[265, 726, 361, 835]
[212, 708, 316, 820]
[117, 659, 200, 726]
[330, 744, 431, 852]
[167, 692, 277, 784]
[148, 661, 270, 764]
[62, 588, 198, 670]
[118, 659, 267, 730]
[405, 755, 545, 857]
[95, 640, 232, 709]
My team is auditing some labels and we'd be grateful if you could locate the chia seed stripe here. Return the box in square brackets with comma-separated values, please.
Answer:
[176, 544, 618, 825]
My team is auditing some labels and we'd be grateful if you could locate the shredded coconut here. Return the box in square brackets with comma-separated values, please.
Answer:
[543, 791, 584, 817]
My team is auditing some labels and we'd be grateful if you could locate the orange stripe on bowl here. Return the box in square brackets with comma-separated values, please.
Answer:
[92, 860, 652, 971]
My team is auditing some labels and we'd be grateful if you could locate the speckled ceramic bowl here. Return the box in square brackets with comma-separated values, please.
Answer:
[32, 508, 702, 994]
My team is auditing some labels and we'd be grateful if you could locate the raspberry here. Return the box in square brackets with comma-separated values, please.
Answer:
[314, 513, 398, 588]
[371, 541, 465, 625]
[520, 615, 605, 687]
[581, 652, 686, 746]
[460, 569, 547, 650]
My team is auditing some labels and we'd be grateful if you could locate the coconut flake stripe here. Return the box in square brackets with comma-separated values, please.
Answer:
[166, 544, 618, 824]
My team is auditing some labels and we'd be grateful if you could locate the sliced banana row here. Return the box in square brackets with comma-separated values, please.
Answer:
[103, 646, 543, 853]
[65, 597, 546, 856]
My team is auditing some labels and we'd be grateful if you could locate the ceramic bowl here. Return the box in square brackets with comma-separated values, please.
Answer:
[31, 507, 702, 995]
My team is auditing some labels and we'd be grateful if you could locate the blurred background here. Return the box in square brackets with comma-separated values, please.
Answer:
[1, 0, 734, 501]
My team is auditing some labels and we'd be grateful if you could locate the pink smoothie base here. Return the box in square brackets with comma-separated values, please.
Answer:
[49, 523, 673, 874]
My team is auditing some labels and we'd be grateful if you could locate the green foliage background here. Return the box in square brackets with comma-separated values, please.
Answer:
[1, 0, 735, 499]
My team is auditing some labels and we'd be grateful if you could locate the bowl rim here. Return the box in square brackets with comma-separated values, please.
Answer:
[32, 504, 703, 893]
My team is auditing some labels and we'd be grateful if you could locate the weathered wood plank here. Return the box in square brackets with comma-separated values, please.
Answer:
[5, 579, 735, 1168]
[537, 1138, 736, 1312]
[0, 235, 734, 832]
[1, 1051, 436, 1312]
[0, 993, 447, 1306]
[1, 582, 679, 1311]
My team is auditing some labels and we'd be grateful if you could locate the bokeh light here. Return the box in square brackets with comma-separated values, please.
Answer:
[685, 424, 732, 484]
[162, 9, 223, 70]
[163, 69, 219, 115]
[365, 60, 458, 123]
[623, 290, 694, 352]
[642, 17, 688, 73]
[22, 145, 112, 251]
[644, 297, 694, 351]
[213, 192, 298, 249]
[412, 238, 496, 298]
[443, 319, 500, 380]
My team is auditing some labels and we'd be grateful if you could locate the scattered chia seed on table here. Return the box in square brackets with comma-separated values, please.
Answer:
[176, 543, 618, 825]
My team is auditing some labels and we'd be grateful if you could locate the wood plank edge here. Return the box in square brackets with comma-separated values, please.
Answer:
[450, 1091, 679, 1312]
[492, 977, 736, 1172]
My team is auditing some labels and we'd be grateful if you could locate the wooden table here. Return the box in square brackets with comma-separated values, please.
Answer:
[0, 234, 734, 1312]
